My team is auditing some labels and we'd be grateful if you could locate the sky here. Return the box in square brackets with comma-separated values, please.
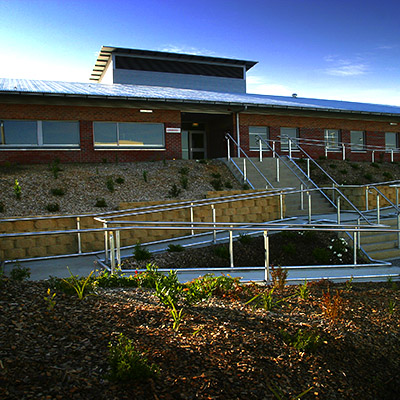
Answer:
[0, 0, 399, 106]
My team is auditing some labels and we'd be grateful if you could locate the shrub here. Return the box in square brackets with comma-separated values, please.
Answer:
[0, 202, 4, 213]
[14, 179, 21, 199]
[108, 333, 158, 382]
[95, 198, 107, 207]
[339, 169, 348, 175]
[271, 266, 288, 290]
[320, 289, 344, 323]
[211, 172, 222, 179]
[350, 163, 360, 170]
[133, 243, 151, 261]
[364, 173, 373, 181]
[179, 167, 189, 175]
[281, 328, 322, 352]
[115, 177, 125, 184]
[312, 247, 330, 264]
[383, 171, 393, 180]
[46, 203, 60, 212]
[224, 180, 233, 189]
[210, 178, 223, 191]
[238, 233, 253, 245]
[371, 162, 380, 169]
[61, 268, 96, 300]
[51, 188, 65, 196]
[50, 159, 62, 179]
[180, 175, 188, 190]
[106, 177, 115, 192]
[143, 170, 148, 182]
[329, 163, 337, 169]
[167, 244, 185, 252]
[10, 262, 31, 281]
[168, 184, 181, 198]
[213, 245, 229, 260]
[282, 243, 296, 256]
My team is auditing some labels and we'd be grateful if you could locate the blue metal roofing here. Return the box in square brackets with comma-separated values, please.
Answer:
[1, 78, 399, 116]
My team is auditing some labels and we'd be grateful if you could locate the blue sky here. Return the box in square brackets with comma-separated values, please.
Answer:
[0, 0, 399, 105]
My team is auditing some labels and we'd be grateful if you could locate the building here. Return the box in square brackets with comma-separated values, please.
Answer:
[0, 45, 400, 165]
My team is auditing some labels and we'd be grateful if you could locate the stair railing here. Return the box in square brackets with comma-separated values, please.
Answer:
[225, 133, 274, 189]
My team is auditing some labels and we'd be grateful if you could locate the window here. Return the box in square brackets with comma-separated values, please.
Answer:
[280, 127, 298, 151]
[249, 126, 269, 150]
[350, 131, 365, 151]
[94, 122, 165, 148]
[385, 132, 397, 150]
[324, 129, 340, 151]
[0, 120, 79, 147]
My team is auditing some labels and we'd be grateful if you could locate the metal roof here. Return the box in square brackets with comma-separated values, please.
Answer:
[1, 78, 400, 117]
[90, 46, 258, 82]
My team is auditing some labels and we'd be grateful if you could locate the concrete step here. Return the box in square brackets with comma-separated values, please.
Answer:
[367, 247, 400, 260]
[362, 240, 399, 252]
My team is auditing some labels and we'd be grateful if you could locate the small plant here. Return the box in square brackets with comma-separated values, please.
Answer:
[319, 155, 327, 160]
[388, 299, 396, 316]
[224, 180, 233, 189]
[10, 262, 31, 281]
[281, 328, 322, 352]
[383, 171, 393, 180]
[61, 267, 96, 300]
[168, 184, 181, 198]
[106, 177, 115, 192]
[95, 198, 107, 207]
[14, 179, 21, 199]
[210, 178, 223, 191]
[179, 166, 189, 175]
[320, 289, 344, 323]
[329, 163, 337, 169]
[339, 169, 348, 175]
[296, 280, 309, 300]
[143, 170, 148, 182]
[43, 288, 56, 311]
[0, 202, 4, 213]
[46, 203, 60, 212]
[238, 233, 253, 245]
[108, 333, 158, 382]
[115, 177, 125, 184]
[180, 175, 189, 189]
[50, 159, 62, 179]
[282, 243, 296, 256]
[345, 276, 354, 291]
[242, 183, 250, 190]
[50, 187, 65, 196]
[350, 163, 360, 170]
[211, 172, 221, 179]
[133, 243, 151, 261]
[268, 381, 313, 400]
[371, 162, 380, 169]
[184, 274, 218, 305]
[364, 173, 373, 181]
[271, 266, 288, 290]
[102, 158, 108, 163]
[312, 247, 330, 264]
[167, 296, 184, 332]
[213, 245, 230, 260]
[246, 287, 289, 311]
[167, 243, 185, 252]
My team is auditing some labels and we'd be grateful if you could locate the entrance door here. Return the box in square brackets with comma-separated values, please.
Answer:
[182, 130, 207, 159]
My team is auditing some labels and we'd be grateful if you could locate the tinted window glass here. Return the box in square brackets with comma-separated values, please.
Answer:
[2, 120, 37, 145]
[42, 121, 79, 145]
[94, 122, 117, 145]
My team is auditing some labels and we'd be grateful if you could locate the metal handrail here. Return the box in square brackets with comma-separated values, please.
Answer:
[225, 133, 274, 189]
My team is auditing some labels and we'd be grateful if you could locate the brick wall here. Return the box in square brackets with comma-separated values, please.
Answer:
[0, 103, 181, 164]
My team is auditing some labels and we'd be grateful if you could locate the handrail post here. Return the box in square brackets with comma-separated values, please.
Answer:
[332, 184, 336, 204]
[227, 137, 231, 161]
[190, 202, 194, 236]
[376, 193, 380, 224]
[259, 139, 262, 162]
[212, 205, 217, 244]
[396, 187, 399, 207]
[391, 149, 394, 163]
[243, 158, 247, 183]
[357, 218, 361, 249]
[76, 217, 82, 254]
[104, 222, 109, 264]
[324, 145, 327, 158]
[264, 230, 270, 282]
[372, 150, 375, 162]
[289, 138, 292, 159]
[342, 143, 346, 160]
[365, 186, 369, 211]
[337, 196, 341, 225]
[280, 191, 284, 219]
[397, 213, 400, 249]
[272, 141, 276, 158]
[306, 158, 310, 178]
[116, 230, 121, 269]
[300, 184, 304, 210]
[276, 158, 280, 182]
[229, 228, 234, 268]
[353, 230, 357, 265]
[109, 232, 115, 274]
[307, 191, 312, 224]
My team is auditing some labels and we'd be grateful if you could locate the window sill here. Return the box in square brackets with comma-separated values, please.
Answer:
[94, 147, 166, 151]
[0, 147, 80, 151]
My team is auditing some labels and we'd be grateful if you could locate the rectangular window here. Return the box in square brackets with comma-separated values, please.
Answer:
[249, 126, 269, 150]
[350, 131, 365, 151]
[280, 127, 298, 151]
[385, 132, 397, 150]
[94, 122, 165, 148]
[325, 129, 340, 151]
[0, 119, 79, 147]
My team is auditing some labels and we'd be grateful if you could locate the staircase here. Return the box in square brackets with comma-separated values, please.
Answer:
[227, 157, 334, 217]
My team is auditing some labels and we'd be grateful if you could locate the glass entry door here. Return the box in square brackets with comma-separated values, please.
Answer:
[181, 130, 207, 159]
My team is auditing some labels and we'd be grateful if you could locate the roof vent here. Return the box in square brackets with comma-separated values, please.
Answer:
[292, 93, 297, 98]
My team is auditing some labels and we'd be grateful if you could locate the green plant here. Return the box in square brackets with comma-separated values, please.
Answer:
[271, 266, 288, 290]
[43, 288, 56, 311]
[350, 163, 360, 170]
[246, 287, 289, 311]
[133, 243, 151, 261]
[371, 162, 380, 169]
[115, 177, 125, 184]
[167, 243, 185, 252]
[312, 247, 330, 264]
[238, 233, 253, 245]
[179, 166, 189, 175]
[198, 159, 208, 164]
[61, 267, 96, 300]
[10, 262, 31, 281]
[167, 296, 184, 332]
[242, 183, 250, 190]
[281, 328, 322, 352]
[184, 274, 218, 305]
[296, 280, 309, 300]
[180, 175, 188, 189]
[14, 179, 21, 199]
[106, 177, 115, 192]
[213, 245, 230, 260]
[268, 381, 313, 400]
[364, 173, 373, 181]
[210, 178, 223, 191]
[136, 264, 163, 288]
[329, 163, 337, 169]
[95, 198, 107, 207]
[388, 299, 396, 316]
[108, 333, 158, 382]
[51, 187, 65, 196]
[46, 202, 60, 212]
[339, 169, 348, 175]
[282, 243, 296, 256]
[224, 180, 233, 189]
[143, 170, 148, 182]
[345, 276, 354, 291]
[50, 159, 62, 179]
[320, 289, 344, 323]
[0, 202, 4, 213]
[319, 155, 327, 160]
[383, 171, 393, 180]
[168, 184, 181, 198]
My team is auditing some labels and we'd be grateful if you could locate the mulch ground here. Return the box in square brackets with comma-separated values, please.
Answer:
[1, 278, 399, 400]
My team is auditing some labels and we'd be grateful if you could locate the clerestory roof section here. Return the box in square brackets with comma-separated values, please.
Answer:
[1, 78, 400, 117]
[90, 46, 258, 82]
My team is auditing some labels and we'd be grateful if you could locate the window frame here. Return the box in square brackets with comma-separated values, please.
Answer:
[249, 126, 269, 150]
[385, 132, 398, 150]
[280, 127, 299, 152]
[0, 119, 80, 148]
[93, 121, 165, 149]
[350, 130, 365, 152]
[324, 129, 341, 151]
